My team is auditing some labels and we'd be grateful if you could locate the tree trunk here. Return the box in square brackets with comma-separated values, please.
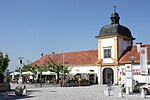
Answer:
[0, 73, 4, 83]
[57, 72, 59, 84]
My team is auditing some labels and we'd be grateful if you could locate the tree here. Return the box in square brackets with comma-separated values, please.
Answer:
[0, 51, 10, 83]
[21, 64, 37, 73]
[47, 57, 71, 83]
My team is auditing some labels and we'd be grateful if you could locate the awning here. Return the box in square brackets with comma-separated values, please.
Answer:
[42, 71, 56, 75]
[22, 71, 34, 75]
[10, 72, 20, 75]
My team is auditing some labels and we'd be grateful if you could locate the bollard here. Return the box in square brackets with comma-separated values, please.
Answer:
[141, 89, 146, 98]
[126, 87, 130, 94]
[23, 88, 27, 95]
[105, 87, 110, 96]
[22, 85, 27, 95]
[119, 91, 123, 98]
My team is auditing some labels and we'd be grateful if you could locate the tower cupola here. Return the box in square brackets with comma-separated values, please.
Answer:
[96, 6, 135, 40]
[110, 6, 120, 24]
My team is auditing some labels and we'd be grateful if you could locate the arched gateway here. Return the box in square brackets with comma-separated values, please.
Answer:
[103, 68, 114, 84]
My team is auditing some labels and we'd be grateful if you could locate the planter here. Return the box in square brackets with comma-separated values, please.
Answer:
[15, 86, 23, 96]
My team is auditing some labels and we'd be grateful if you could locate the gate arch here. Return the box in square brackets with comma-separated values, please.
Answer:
[103, 68, 114, 84]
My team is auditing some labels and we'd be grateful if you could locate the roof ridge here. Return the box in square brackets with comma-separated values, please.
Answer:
[45, 49, 98, 55]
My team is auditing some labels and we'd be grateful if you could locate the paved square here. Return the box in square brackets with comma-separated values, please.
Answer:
[1, 85, 150, 100]
[21, 85, 150, 100]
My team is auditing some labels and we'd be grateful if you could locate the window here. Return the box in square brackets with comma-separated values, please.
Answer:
[104, 48, 111, 58]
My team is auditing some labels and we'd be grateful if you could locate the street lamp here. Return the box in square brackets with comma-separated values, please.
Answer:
[18, 57, 24, 83]
[131, 56, 134, 64]
[39, 53, 43, 82]
[4, 69, 9, 98]
[62, 54, 65, 86]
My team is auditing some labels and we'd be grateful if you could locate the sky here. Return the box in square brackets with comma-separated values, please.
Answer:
[0, 0, 150, 71]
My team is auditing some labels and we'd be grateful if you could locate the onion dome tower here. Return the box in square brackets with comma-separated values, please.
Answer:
[96, 6, 135, 63]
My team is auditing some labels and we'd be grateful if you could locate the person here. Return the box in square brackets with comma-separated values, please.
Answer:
[108, 77, 112, 90]
[59, 80, 63, 87]
[109, 76, 112, 85]
[78, 76, 82, 86]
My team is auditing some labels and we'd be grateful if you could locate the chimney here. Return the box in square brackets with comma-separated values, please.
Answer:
[136, 42, 142, 52]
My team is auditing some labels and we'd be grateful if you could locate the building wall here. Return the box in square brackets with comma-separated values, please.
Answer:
[118, 64, 150, 84]
[100, 37, 114, 63]
[70, 66, 100, 83]
[70, 65, 120, 85]
[118, 37, 132, 59]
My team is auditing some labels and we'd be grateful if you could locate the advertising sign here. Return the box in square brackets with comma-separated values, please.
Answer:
[140, 47, 148, 75]
[125, 64, 132, 79]
[125, 64, 133, 93]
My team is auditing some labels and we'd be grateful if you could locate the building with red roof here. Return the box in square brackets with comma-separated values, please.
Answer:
[32, 8, 150, 85]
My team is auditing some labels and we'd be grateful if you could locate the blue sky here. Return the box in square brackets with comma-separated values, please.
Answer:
[0, 0, 150, 71]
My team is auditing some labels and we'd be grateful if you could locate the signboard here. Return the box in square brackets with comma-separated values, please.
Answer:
[125, 64, 132, 79]
[125, 64, 133, 93]
[140, 47, 148, 75]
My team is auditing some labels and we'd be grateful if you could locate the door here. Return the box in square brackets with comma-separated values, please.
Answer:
[103, 68, 114, 84]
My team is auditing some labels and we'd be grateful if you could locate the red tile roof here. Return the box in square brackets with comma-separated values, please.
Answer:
[31, 50, 98, 67]
[31, 45, 150, 67]
[119, 45, 150, 64]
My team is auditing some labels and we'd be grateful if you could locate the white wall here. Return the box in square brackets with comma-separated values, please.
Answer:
[100, 38, 114, 63]
[119, 64, 150, 84]
[70, 66, 98, 73]
[70, 66, 100, 83]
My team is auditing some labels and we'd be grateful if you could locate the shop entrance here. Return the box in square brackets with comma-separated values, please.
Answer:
[103, 68, 114, 84]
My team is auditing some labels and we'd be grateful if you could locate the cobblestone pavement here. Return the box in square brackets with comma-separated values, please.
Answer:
[1, 85, 150, 100]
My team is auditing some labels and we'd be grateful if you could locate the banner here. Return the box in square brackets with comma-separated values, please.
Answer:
[140, 47, 148, 75]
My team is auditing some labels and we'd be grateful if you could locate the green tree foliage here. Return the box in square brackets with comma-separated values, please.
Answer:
[47, 57, 71, 83]
[21, 64, 37, 73]
[0, 51, 10, 83]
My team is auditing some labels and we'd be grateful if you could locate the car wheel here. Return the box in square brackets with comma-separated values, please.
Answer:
[144, 88, 149, 95]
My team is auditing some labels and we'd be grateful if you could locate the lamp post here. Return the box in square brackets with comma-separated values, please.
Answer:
[39, 53, 44, 83]
[18, 57, 24, 83]
[62, 54, 64, 86]
[130, 55, 135, 93]
[4, 69, 9, 98]
[131, 56, 134, 64]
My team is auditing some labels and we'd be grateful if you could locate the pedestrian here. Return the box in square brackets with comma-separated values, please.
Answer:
[78, 76, 82, 86]
[59, 80, 63, 87]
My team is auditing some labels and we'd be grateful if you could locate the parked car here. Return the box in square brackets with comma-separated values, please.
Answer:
[139, 83, 150, 95]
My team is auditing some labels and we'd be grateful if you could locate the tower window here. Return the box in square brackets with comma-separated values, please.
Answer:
[104, 48, 111, 58]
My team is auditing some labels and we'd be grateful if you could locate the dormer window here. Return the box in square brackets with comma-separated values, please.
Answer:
[104, 48, 111, 58]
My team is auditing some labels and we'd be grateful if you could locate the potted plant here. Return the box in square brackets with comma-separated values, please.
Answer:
[15, 86, 23, 96]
